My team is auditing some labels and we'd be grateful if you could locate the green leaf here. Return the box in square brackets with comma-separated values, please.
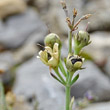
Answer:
[70, 74, 79, 85]
[50, 72, 65, 85]
[54, 68, 66, 85]
[64, 57, 67, 65]
[59, 59, 67, 77]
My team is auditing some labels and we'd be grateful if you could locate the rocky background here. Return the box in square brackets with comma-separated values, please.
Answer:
[0, 0, 110, 110]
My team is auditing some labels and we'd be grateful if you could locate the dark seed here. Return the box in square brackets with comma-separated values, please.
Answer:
[71, 58, 82, 64]
[47, 52, 51, 60]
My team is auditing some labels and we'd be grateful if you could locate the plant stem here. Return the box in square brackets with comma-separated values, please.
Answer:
[68, 31, 72, 54]
[66, 85, 70, 110]
[54, 68, 66, 85]
[59, 59, 67, 77]
[74, 46, 81, 55]
[65, 73, 72, 110]
[74, 39, 81, 55]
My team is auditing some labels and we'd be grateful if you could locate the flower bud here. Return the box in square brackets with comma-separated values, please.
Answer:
[66, 54, 84, 72]
[74, 30, 91, 47]
[44, 33, 62, 50]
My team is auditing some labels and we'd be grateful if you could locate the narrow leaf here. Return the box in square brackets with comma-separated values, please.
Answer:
[50, 72, 65, 85]
[59, 59, 67, 77]
[70, 74, 79, 85]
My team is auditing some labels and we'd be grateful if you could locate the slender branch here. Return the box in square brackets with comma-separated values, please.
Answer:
[59, 59, 67, 77]
[68, 31, 72, 54]
[50, 72, 65, 85]
[73, 14, 91, 31]
[54, 68, 66, 85]
[70, 74, 79, 86]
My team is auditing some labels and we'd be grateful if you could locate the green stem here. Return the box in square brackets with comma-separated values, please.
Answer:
[50, 72, 65, 85]
[74, 42, 81, 55]
[68, 31, 72, 54]
[54, 68, 66, 85]
[66, 85, 70, 110]
[59, 59, 67, 77]
[65, 73, 72, 110]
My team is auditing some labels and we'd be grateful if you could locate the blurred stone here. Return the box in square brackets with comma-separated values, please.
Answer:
[81, 102, 110, 110]
[13, 57, 65, 110]
[105, 56, 110, 77]
[0, 51, 16, 90]
[71, 61, 110, 101]
[84, 32, 110, 62]
[0, 51, 15, 71]
[82, 0, 110, 32]
[0, 9, 47, 49]
[0, 0, 27, 19]
[13, 30, 48, 63]
[13, 95, 33, 110]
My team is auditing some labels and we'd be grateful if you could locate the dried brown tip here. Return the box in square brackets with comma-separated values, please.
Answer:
[73, 8, 77, 17]
[81, 14, 92, 20]
[60, 1, 66, 9]
[66, 17, 72, 29]
[66, 17, 71, 24]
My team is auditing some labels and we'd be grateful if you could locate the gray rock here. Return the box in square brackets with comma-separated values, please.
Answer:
[0, 51, 16, 86]
[13, 57, 65, 110]
[0, 51, 15, 71]
[71, 61, 110, 101]
[0, 8, 47, 49]
[81, 102, 110, 110]
[13, 28, 48, 64]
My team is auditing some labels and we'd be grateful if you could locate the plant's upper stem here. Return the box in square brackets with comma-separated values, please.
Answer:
[68, 30, 72, 54]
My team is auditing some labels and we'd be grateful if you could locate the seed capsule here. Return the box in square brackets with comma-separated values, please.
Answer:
[66, 54, 84, 72]
[74, 30, 91, 47]
[44, 33, 62, 50]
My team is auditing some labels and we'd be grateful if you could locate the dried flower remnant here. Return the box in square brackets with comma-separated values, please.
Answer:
[37, 43, 60, 69]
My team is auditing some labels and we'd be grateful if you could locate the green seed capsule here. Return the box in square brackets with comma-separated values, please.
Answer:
[75, 30, 91, 47]
[44, 33, 62, 50]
